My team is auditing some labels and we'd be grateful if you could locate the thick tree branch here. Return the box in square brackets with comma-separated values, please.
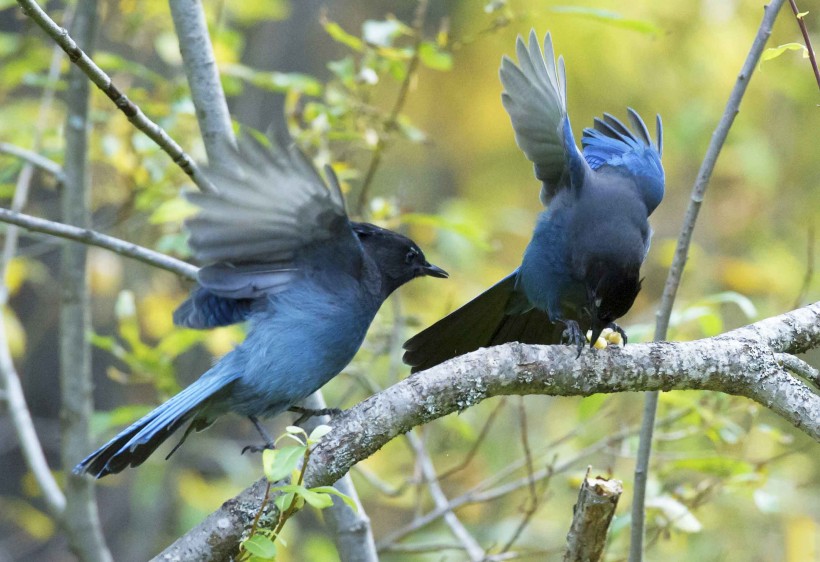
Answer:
[15, 0, 216, 193]
[563, 472, 622, 562]
[155, 302, 820, 560]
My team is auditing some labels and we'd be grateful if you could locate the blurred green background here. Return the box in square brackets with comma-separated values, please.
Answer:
[0, 0, 817, 560]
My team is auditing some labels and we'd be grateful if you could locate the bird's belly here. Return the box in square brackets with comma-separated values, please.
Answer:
[227, 291, 377, 418]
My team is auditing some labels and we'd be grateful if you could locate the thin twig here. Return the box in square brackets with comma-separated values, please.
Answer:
[792, 224, 814, 309]
[438, 397, 507, 480]
[630, 3, 787, 560]
[0, 207, 198, 280]
[404, 430, 486, 561]
[0, 9, 71, 521]
[775, 352, 819, 387]
[788, 0, 820, 91]
[498, 398, 540, 554]
[355, 0, 428, 215]
[378, 412, 661, 549]
[15, 0, 216, 193]
[0, 143, 64, 181]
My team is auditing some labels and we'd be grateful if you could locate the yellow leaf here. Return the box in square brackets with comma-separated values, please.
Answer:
[3, 307, 26, 357]
[0, 498, 55, 540]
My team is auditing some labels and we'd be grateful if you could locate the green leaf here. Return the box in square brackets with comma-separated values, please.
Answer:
[148, 197, 198, 225]
[700, 291, 757, 319]
[263, 446, 306, 482]
[760, 43, 808, 64]
[362, 19, 409, 47]
[308, 424, 332, 443]
[418, 42, 453, 71]
[646, 495, 702, 533]
[221, 64, 323, 96]
[274, 491, 295, 512]
[310, 486, 359, 512]
[550, 6, 662, 36]
[323, 21, 363, 52]
[668, 457, 754, 477]
[226, 0, 291, 24]
[276, 485, 334, 509]
[242, 534, 277, 558]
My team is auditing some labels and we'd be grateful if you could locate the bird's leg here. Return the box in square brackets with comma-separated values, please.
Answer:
[288, 406, 342, 425]
[241, 416, 276, 455]
[561, 319, 586, 358]
[606, 322, 628, 345]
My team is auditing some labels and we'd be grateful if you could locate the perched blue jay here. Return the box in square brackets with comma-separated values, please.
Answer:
[403, 30, 664, 372]
[75, 130, 447, 477]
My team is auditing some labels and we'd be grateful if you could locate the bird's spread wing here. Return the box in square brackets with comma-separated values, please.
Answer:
[183, 131, 361, 301]
[582, 110, 664, 212]
[500, 30, 586, 204]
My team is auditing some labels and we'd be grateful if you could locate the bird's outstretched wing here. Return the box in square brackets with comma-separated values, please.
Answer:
[582, 110, 665, 213]
[500, 30, 585, 204]
[175, 130, 361, 327]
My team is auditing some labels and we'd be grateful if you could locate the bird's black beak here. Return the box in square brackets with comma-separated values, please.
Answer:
[421, 262, 448, 278]
[588, 324, 605, 349]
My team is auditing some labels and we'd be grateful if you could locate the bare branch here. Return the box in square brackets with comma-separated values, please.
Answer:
[405, 431, 486, 560]
[355, 0, 429, 215]
[788, 0, 820, 91]
[0, 5, 72, 523]
[563, 471, 622, 562]
[168, 0, 236, 164]
[0, 143, 63, 181]
[156, 303, 820, 559]
[633, 1, 787, 558]
[15, 0, 216, 193]
[775, 353, 819, 387]
[59, 0, 112, 558]
[0, 207, 198, 280]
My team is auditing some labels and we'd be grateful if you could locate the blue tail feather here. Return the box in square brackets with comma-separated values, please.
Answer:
[74, 371, 240, 478]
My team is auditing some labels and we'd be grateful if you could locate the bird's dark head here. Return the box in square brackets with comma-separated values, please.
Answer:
[352, 222, 448, 296]
[585, 260, 642, 346]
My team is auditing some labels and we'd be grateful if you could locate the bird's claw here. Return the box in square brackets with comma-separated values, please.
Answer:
[241, 443, 274, 455]
[562, 320, 586, 358]
[288, 406, 342, 425]
[607, 322, 628, 345]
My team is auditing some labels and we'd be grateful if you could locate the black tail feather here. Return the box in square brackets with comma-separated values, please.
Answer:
[403, 272, 558, 373]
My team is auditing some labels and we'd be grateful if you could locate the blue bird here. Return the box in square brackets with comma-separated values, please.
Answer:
[74, 130, 447, 478]
[403, 30, 664, 372]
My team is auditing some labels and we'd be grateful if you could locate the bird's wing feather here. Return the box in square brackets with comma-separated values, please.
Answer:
[581, 109, 664, 213]
[183, 131, 362, 301]
[500, 30, 592, 204]
[582, 110, 664, 182]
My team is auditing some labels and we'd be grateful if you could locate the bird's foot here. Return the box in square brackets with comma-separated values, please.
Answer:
[561, 320, 586, 358]
[242, 415, 276, 455]
[241, 443, 274, 455]
[606, 322, 628, 346]
[288, 406, 342, 425]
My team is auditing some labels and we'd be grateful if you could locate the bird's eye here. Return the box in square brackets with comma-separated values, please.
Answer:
[405, 248, 419, 264]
